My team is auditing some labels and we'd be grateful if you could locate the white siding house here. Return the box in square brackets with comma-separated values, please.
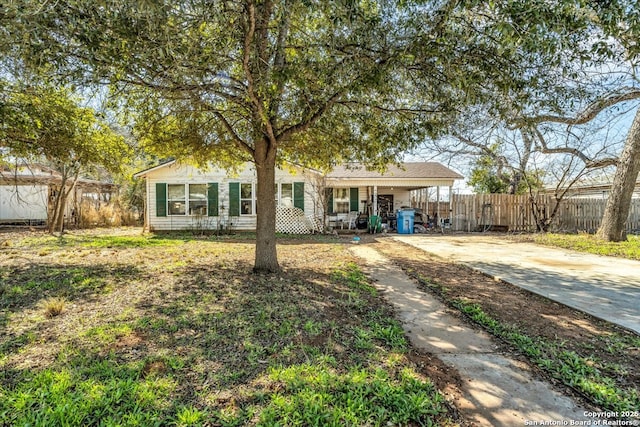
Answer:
[134, 161, 320, 232]
[135, 160, 463, 232]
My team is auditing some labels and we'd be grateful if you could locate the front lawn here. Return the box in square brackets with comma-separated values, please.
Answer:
[0, 229, 454, 426]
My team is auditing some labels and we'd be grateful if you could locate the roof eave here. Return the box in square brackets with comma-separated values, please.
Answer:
[325, 177, 459, 187]
[133, 160, 177, 178]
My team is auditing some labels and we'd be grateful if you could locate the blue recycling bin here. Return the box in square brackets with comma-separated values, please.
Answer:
[396, 209, 415, 234]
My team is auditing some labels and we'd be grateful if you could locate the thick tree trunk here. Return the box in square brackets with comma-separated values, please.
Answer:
[48, 185, 62, 234]
[253, 139, 280, 274]
[596, 108, 640, 242]
[54, 191, 69, 233]
[48, 177, 67, 234]
[48, 169, 79, 234]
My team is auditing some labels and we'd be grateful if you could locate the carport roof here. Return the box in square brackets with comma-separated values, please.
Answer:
[325, 162, 463, 189]
[327, 162, 463, 180]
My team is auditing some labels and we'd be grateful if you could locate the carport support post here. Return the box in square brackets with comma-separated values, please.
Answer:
[373, 185, 378, 216]
[449, 185, 453, 229]
[436, 186, 441, 224]
[426, 188, 429, 220]
[449, 185, 458, 230]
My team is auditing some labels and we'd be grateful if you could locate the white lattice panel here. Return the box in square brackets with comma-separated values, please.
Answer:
[306, 215, 323, 233]
[276, 206, 318, 234]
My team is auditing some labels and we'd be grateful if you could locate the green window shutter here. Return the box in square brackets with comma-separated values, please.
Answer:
[349, 188, 359, 212]
[325, 188, 334, 214]
[229, 182, 240, 216]
[156, 183, 167, 217]
[294, 182, 305, 211]
[207, 183, 219, 216]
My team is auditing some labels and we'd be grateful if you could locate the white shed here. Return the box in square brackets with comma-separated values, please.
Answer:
[0, 184, 49, 224]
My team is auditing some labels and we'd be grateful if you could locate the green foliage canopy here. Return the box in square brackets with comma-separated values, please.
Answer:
[9, 0, 478, 271]
[1, 82, 129, 174]
[12, 1, 455, 171]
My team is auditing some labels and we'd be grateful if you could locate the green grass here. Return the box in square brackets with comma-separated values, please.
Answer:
[16, 234, 185, 249]
[262, 364, 444, 426]
[0, 230, 453, 426]
[535, 233, 640, 260]
[0, 359, 178, 426]
[0, 264, 138, 314]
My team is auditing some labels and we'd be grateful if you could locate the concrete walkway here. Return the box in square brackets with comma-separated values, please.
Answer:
[350, 245, 591, 426]
[393, 234, 640, 335]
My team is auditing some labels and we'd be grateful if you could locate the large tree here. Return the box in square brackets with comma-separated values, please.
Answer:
[527, 90, 640, 240]
[12, 0, 466, 272]
[1, 81, 130, 233]
[596, 108, 640, 240]
[415, 0, 640, 240]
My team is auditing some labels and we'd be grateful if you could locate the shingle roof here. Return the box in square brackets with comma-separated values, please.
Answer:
[132, 160, 464, 182]
[327, 162, 463, 180]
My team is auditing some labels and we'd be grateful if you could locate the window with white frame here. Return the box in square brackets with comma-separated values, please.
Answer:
[241, 183, 253, 215]
[279, 183, 293, 207]
[168, 184, 186, 215]
[334, 188, 349, 214]
[189, 184, 207, 215]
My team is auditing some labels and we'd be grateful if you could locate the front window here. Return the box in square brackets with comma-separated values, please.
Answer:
[168, 184, 186, 215]
[279, 183, 293, 207]
[334, 188, 349, 214]
[241, 183, 253, 215]
[189, 184, 207, 215]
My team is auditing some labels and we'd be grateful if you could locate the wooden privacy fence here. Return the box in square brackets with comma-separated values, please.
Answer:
[444, 194, 640, 233]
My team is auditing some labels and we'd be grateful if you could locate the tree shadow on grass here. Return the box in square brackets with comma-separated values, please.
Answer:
[133, 261, 386, 387]
[0, 263, 145, 362]
[144, 230, 358, 246]
[0, 263, 144, 314]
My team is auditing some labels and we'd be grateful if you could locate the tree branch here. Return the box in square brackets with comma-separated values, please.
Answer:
[276, 90, 343, 142]
[531, 127, 617, 168]
[242, 1, 278, 150]
[213, 111, 255, 157]
[336, 101, 442, 115]
[529, 88, 640, 126]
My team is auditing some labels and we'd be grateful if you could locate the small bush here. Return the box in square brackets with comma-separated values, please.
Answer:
[42, 297, 66, 318]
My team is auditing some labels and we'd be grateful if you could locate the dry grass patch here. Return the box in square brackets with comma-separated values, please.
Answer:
[42, 297, 65, 318]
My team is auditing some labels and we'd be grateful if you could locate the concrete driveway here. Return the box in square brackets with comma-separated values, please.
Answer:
[392, 234, 640, 335]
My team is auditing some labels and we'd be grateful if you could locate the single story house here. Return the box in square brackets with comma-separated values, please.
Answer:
[134, 160, 463, 233]
[0, 164, 117, 226]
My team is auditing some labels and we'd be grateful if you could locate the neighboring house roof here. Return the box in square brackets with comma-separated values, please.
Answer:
[0, 165, 117, 190]
[545, 179, 640, 198]
[327, 162, 463, 180]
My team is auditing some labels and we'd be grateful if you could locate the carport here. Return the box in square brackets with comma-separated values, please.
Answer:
[325, 162, 463, 229]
